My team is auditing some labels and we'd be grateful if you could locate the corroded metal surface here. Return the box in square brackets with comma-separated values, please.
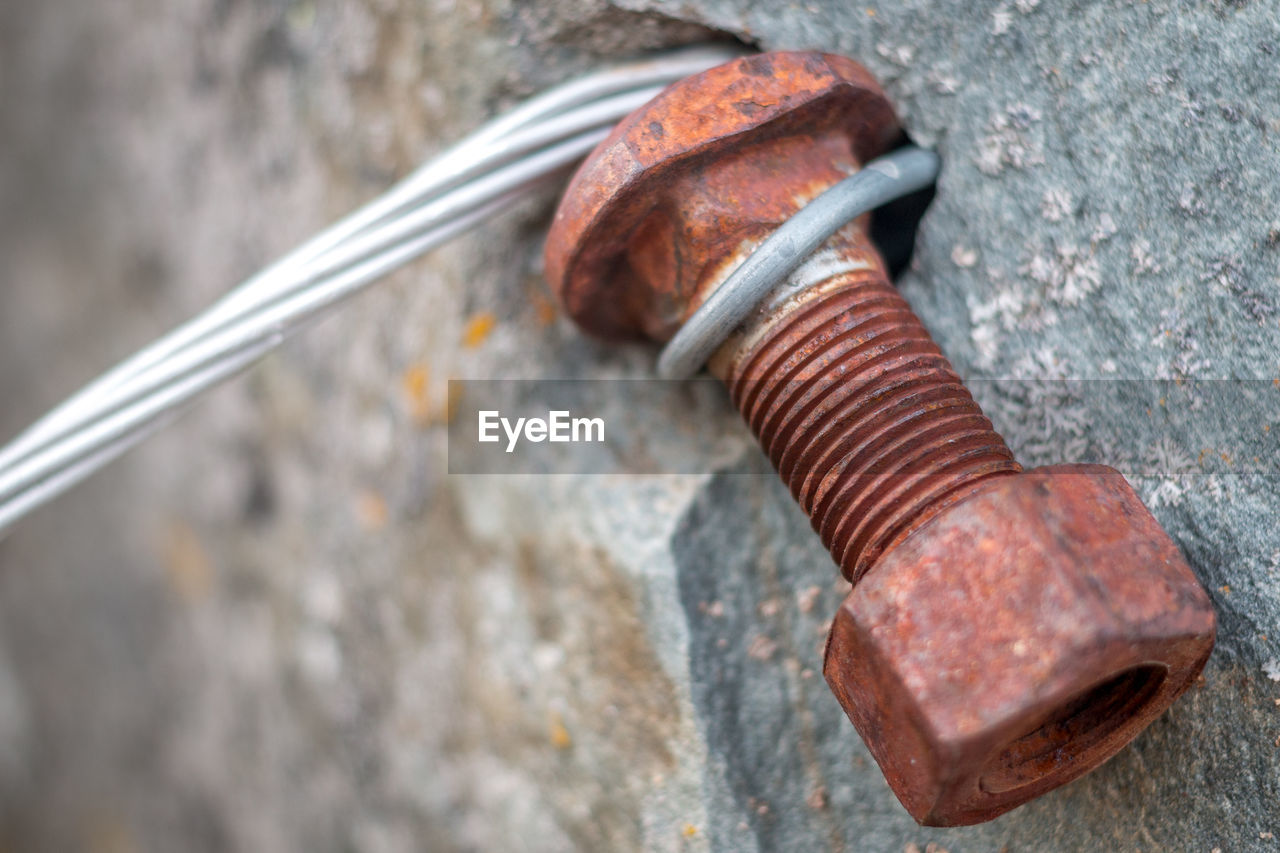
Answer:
[720, 247, 1023, 585]
[544, 51, 900, 341]
[825, 465, 1215, 824]
[543, 50, 1217, 827]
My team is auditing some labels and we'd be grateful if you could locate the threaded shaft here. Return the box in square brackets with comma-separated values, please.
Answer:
[722, 260, 1021, 584]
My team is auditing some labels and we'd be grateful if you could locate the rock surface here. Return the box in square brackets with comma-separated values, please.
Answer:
[1, 0, 1278, 850]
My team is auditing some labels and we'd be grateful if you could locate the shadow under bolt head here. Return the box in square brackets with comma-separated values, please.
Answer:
[543, 48, 1216, 827]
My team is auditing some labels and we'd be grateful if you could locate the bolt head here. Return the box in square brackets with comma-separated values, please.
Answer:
[544, 51, 900, 340]
[823, 464, 1215, 826]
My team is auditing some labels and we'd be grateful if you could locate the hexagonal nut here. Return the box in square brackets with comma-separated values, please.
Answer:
[823, 464, 1215, 826]
[544, 50, 900, 341]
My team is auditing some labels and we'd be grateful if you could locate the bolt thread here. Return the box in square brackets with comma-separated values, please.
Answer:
[723, 263, 1021, 584]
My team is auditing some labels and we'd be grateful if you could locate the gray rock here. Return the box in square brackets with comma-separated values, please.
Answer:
[1, 0, 1277, 850]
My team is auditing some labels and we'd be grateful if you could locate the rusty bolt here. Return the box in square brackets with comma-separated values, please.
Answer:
[543, 51, 1216, 826]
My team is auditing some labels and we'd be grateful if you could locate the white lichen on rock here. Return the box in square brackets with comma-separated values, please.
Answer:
[976, 103, 1045, 175]
[1091, 212, 1118, 243]
[1040, 188, 1074, 222]
[992, 7, 1014, 35]
[1263, 659, 1280, 682]
[1022, 242, 1102, 306]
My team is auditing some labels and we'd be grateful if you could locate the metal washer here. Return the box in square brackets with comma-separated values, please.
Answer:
[656, 145, 940, 379]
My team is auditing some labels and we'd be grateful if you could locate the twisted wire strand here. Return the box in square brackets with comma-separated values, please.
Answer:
[0, 44, 744, 536]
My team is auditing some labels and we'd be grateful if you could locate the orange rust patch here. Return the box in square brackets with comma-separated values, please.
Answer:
[549, 711, 572, 749]
[401, 363, 431, 423]
[462, 312, 496, 348]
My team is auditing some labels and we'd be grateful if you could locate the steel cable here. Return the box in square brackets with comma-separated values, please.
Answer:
[0, 45, 743, 535]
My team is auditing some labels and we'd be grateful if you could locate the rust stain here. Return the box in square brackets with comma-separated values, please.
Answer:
[548, 711, 572, 750]
[355, 489, 389, 531]
[401, 363, 459, 426]
[462, 312, 496, 348]
[401, 363, 431, 424]
[529, 287, 559, 327]
[162, 521, 213, 604]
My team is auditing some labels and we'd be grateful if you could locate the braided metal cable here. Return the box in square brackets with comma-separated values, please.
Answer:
[0, 45, 743, 535]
